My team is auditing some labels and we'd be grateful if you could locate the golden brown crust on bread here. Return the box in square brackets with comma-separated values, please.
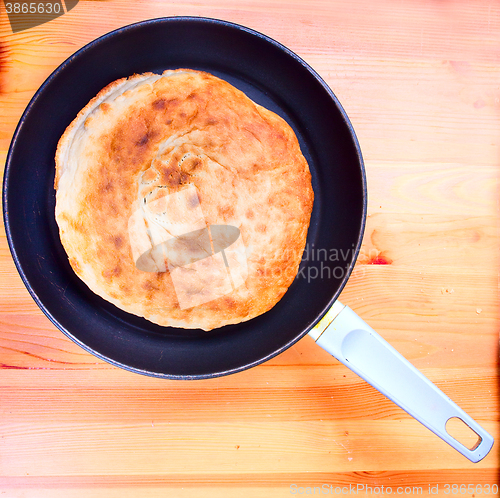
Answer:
[55, 69, 313, 330]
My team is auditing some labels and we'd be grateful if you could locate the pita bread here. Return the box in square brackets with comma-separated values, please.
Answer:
[55, 69, 313, 330]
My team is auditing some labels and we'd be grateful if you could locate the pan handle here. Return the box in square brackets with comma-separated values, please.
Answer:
[308, 301, 494, 462]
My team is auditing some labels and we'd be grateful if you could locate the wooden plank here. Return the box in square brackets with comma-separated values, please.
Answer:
[0, 420, 497, 476]
[0, 470, 498, 497]
[0, 364, 496, 424]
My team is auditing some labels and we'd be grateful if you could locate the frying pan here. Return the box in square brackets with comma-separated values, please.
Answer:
[2, 17, 494, 463]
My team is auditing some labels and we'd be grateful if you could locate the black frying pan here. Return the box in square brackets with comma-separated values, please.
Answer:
[3, 17, 366, 378]
[2, 17, 493, 462]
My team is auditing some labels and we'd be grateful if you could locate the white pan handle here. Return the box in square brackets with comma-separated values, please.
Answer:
[309, 301, 494, 462]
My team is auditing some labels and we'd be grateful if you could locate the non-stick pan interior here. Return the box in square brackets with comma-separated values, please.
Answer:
[3, 18, 366, 378]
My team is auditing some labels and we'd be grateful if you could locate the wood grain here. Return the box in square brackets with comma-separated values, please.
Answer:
[1, 0, 499, 496]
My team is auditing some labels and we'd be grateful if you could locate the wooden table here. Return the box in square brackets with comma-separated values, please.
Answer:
[1, 1, 498, 496]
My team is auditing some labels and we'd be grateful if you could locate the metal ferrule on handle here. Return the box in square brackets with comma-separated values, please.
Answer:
[309, 301, 494, 463]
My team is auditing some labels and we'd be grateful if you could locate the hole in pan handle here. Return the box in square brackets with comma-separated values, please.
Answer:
[309, 301, 494, 463]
